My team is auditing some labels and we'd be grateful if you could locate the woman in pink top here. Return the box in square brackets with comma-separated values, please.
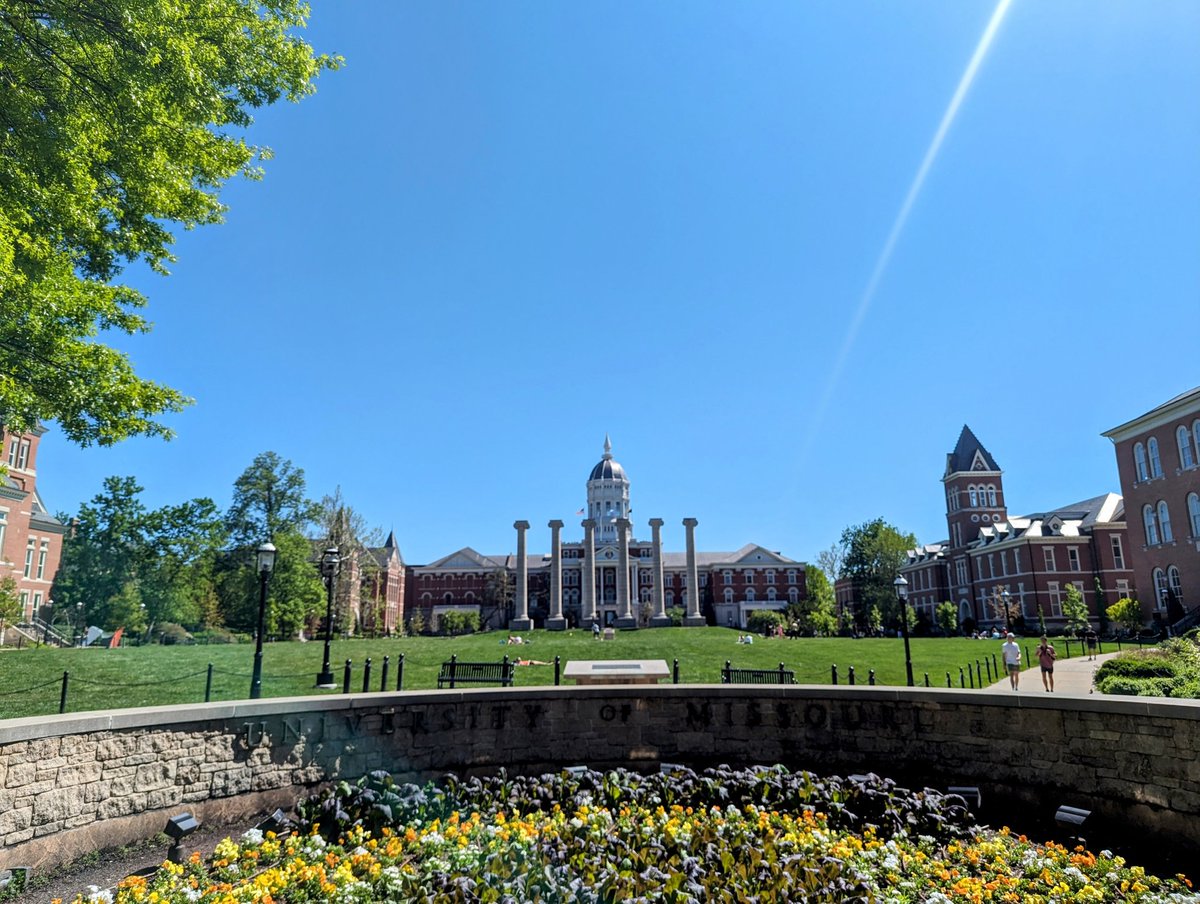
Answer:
[1036, 636, 1057, 692]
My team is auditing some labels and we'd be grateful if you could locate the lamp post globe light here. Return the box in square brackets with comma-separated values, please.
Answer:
[249, 541, 276, 700]
[317, 547, 340, 688]
[893, 574, 914, 687]
[1001, 588, 1013, 633]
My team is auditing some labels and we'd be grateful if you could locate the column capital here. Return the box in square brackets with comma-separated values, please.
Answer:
[581, 518, 596, 530]
[682, 517, 699, 528]
[648, 517, 664, 528]
[616, 517, 631, 529]
[514, 520, 530, 530]
[548, 519, 564, 530]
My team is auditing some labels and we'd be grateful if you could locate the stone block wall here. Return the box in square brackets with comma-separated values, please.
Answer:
[2, 686, 1199, 870]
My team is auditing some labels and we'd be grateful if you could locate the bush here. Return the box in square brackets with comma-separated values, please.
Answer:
[156, 622, 192, 645]
[747, 609, 786, 635]
[438, 609, 480, 636]
[193, 627, 238, 644]
[1095, 652, 1179, 680]
[666, 606, 686, 627]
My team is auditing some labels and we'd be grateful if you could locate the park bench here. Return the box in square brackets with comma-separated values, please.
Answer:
[437, 654, 515, 689]
[721, 661, 796, 685]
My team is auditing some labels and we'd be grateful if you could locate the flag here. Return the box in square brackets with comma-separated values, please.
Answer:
[575, 508, 584, 516]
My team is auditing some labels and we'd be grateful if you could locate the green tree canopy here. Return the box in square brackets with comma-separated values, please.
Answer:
[1062, 584, 1090, 636]
[0, 1, 337, 445]
[225, 451, 319, 548]
[788, 567, 837, 636]
[838, 518, 918, 632]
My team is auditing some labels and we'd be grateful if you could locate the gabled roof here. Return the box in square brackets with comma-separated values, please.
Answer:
[970, 492, 1124, 547]
[423, 547, 503, 570]
[1103, 386, 1200, 441]
[944, 425, 1000, 477]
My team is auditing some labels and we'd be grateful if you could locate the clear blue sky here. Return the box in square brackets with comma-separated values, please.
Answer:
[40, 1, 1200, 565]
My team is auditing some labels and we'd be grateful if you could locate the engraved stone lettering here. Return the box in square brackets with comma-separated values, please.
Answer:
[686, 701, 712, 730]
[747, 701, 762, 728]
[805, 703, 828, 728]
[775, 702, 793, 730]
[490, 705, 510, 730]
[523, 704, 544, 729]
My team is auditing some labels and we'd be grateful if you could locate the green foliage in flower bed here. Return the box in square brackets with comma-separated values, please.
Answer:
[1096, 638, 1200, 698]
[70, 765, 1199, 904]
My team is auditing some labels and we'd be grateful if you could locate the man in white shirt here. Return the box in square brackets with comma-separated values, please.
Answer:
[1001, 632, 1021, 690]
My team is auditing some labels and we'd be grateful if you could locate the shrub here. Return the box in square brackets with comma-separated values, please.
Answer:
[156, 622, 192, 645]
[1095, 652, 1179, 680]
[194, 626, 238, 644]
[746, 609, 786, 634]
[666, 606, 686, 627]
[438, 610, 480, 636]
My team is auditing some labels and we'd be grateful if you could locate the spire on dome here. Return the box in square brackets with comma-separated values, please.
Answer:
[603, 433, 612, 460]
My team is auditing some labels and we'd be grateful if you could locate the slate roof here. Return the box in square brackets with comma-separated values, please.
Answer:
[944, 425, 1001, 476]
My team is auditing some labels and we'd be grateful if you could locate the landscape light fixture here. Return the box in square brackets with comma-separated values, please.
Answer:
[1000, 588, 1012, 633]
[165, 812, 200, 863]
[317, 547, 341, 687]
[255, 808, 291, 836]
[249, 541, 276, 699]
[893, 575, 915, 687]
[947, 786, 983, 810]
[1054, 805, 1091, 828]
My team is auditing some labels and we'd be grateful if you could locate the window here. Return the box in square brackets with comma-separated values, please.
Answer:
[1153, 568, 1168, 609]
[1001, 551, 1008, 576]
[667, 590, 676, 605]
[723, 571, 733, 585]
[968, 486, 978, 507]
[786, 569, 797, 584]
[987, 485, 997, 506]
[988, 554, 995, 578]
[767, 587, 777, 601]
[1134, 443, 1148, 482]
[1189, 493, 1200, 539]
[663, 572, 673, 586]
[1068, 547, 1080, 572]
[1111, 534, 1125, 569]
[700, 573, 708, 586]
[952, 523, 962, 547]
[1047, 582, 1063, 618]
[36, 540, 48, 580]
[955, 559, 968, 587]
[1158, 500, 1174, 543]
[0, 510, 6, 559]
[32, 591, 41, 610]
[742, 570, 754, 584]
[23, 539, 35, 578]
[1194, 420, 1200, 465]
[1168, 566, 1183, 604]
[15, 440, 29, 470]
[19, 590, 29, 617]
[1043, 547, 1056, 571]
[788, 587, 799, 604]
[1179, 426, 1196, 470]
[723, 588, 733, 604]
[765, 570, 776, 585]
[1116, 579, 1129, 597]
[1148, 437, 1163, 478]
[5, 438, 15, 466]
[1014, 548, 1022, 573]
[745, 588, 756, 602]
[1144, 504, 1160, 546]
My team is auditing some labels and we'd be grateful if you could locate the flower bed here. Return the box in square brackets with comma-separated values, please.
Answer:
[63, 766, 1197, 903]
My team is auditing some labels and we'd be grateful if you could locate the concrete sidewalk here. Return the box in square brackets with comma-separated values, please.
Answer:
[983, 648, 1120, 695]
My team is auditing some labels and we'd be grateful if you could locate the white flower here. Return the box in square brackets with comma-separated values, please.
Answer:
[86, 889, 113, 904]
[241, 828, 264, 845]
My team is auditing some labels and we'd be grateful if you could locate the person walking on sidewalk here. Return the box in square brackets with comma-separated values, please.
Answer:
[1036, 636, 1057, 692]
[1002, 632, 1022, 690]
[1084, 626, 1099, 661]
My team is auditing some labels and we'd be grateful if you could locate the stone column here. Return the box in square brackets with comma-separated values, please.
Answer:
[510, 520, 532, 631]
[615, 518, 637, 628]
[582, 519, 597, 625]
[683, 517, 706, 626]
[546, 519, 566, 630]
[649, 518, 671, 627]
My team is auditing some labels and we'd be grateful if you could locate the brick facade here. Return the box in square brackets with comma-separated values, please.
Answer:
[0, 426, 67, 626]
[1104, 387, 1200, 624]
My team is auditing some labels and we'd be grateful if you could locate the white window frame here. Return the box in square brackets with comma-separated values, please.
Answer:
[1110, 534, 1125, 569]
[1148, 437, 1163, 478]
[765, 570, 776, 585]
[15, 440, 29, 470]
[786, 569, 797, 584]
[36, 540, 48, 580]
[1153, 568, 1168, 610]
[1134, 442, 1148, 482]
[987, 485, 997, 506]
[23, 539, 35, 578]
[1014, 548, 1022, 573]
[1043, 547, 1056, 571]
[1068, 547, 1080, 572]
[1047, 581, 1063, 618]
[787, 587, 799, 604]
[1158, 500, 1174, 543]
[1179, 425, 1196, 470]
[723, 571, 733, 586]
[1144, 504, 1160, 546]
[1188, 492, 1200, 539]
[1168, 565, 1183, 604]
[968, 486, 978, 507]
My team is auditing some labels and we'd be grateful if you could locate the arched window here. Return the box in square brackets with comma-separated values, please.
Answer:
[724, 588, 734, 603]
[1148, 437, 1163, 478]
[444, 592, 454, 603]
[1194, 420, 1200, 463]
[767, 587, 777, 601]
[1134, 443, 1149, 482]
[1168, 566, 1183, 603]
[465, 591, 476, 602]
[1153, 568, 1168, 609]
[787, 587, 799, 604]
[1143, 504, 1159, 546]
[1158, 500, 1174, 543]
[640, 587, 651, 603]
[968, 486, 978, 507]
[987, 485, 997, 506]
[1179, 426, 1196, 470]
[421, 592, 432, 603]
[1188, 493, 1200, 538]
[745, 588, 756, 602]
[666, 590, 675, 605]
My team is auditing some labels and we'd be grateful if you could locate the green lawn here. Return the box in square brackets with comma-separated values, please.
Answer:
[0, 628, 1038, 720]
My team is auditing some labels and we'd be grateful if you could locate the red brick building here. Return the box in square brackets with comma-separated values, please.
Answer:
[0, 425, 67, 627]
[399, 439, 806, 631]
[898, 426, 1135, 633]
[1103, 386, 1200, 627]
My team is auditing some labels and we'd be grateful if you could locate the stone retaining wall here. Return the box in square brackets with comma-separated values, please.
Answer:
[3, 686, 1199, 869]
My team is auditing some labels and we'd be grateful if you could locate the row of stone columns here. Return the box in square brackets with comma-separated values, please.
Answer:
[510, 517, 703, 630]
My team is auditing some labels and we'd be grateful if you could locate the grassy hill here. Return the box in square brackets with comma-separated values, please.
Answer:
[0, 627, 1027, 719]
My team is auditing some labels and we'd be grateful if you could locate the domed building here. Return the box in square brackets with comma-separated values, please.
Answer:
[401, 438, 806, 632]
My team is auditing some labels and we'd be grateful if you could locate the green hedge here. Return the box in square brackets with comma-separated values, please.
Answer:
[1095, 652, 1180, 681]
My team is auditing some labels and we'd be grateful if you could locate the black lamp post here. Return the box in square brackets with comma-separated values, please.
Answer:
[74, 601, 83, 647]
[1001, 588, 1013, 633]
[249, 541, 276, 700]
[317, 546, 340, 688]
[894, 575, 914, 687]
